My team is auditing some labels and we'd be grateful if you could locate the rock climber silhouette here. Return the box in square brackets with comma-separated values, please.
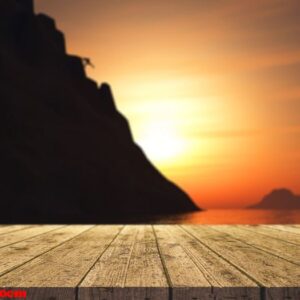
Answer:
[82, 57, 95, 68]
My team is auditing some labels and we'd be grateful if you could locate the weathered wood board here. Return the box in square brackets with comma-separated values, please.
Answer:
[0, 225, 298, 300]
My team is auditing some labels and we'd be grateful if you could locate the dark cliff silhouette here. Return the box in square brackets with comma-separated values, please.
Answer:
[0, 0, 199, 223]
[248, 188, 300, 209]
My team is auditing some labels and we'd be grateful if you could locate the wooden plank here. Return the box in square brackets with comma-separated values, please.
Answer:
[241, 225, 300, 246]
[160, 225, 259, 300]
[0, 225, 34, 236]
[79, 225, 139, 289]
[0, 225, 65, 248]
[0, 225, 123, 300]
[268, 224, 300, 235]
[79, 287, 167, 300]
[79, 225, 168, 300]
[210, 225, 300, 264]
[0, 225, 93, 276]
[182, 225, 300, 300]
[0, 225, 298, 300]
[154, 225, 213, 300]
[264, 287, 300, 300]
[125, 226, 167, 288]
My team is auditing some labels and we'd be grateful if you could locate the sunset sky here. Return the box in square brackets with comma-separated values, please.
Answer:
[36, 0, 300, 209]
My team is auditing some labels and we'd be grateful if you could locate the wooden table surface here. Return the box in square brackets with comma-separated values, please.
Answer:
[0, 225, 299, 300]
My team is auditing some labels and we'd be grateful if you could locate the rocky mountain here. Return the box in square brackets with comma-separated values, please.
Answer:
[248, 188, 300, 209]
[0, 0, 199, 223]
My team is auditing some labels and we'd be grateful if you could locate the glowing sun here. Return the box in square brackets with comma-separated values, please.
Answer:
[137, 121, 185, 163]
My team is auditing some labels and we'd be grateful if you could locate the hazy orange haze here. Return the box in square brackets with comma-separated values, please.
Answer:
[36, 0, 300, 208]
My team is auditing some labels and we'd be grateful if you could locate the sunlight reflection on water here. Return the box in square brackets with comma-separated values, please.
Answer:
[151, 209, 300, 224]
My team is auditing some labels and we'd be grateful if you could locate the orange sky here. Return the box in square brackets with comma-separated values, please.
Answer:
[36, 0, 300, 209]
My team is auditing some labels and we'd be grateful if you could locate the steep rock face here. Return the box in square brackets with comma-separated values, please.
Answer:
[248, 189, 300, 209]
[0, 0, 199, 223]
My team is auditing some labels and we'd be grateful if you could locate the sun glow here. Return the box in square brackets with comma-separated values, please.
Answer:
[137, 121, 186, 164]
[118, 81, 215, 170]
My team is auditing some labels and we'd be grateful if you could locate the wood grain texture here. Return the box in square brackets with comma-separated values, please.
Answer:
[0, 225, 93, 276]
[157, 225, 259, 300]
[182, 225, 300, 300]
[124, 226, 168, 289]
[0, 225, 299, 300]
[0, 225, 122, 300]
[241, 225, 300, 245]
[79, 287, 168, 300]
[268, 224, 300, 235]
[154, 225, 213, 300]
[0, 225, 34, 236]
[79, 225, 139, 288]
[210, 225, 300, 264]
[79, 225, 168, 300]
[265, 287, 300, 300]
[0, 225, 65, 248]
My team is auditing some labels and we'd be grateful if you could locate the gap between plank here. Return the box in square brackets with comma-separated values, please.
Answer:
[179, 225, 264, 287]
[238, 226, 300, 246]
[165, 225, 217, 287]
[152, 225, 172, 300]
[0, 225, 67, 250]
[122, 226, 140, 287]
[0, 225, 96, 278]
[75, 225, 125, 300]
[211, 226, 300, 266]
[0, 225, 35, 237]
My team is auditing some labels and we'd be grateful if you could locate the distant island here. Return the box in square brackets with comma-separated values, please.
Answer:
[0, 0, 199, 223]
[248, 188, 300, 209]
